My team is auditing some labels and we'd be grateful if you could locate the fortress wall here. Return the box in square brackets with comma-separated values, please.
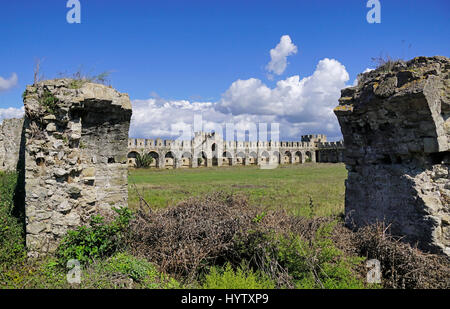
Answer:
[334, 56, 450, 255]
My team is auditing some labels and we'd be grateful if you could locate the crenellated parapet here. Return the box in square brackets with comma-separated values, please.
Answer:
[127, 132, 344, 168]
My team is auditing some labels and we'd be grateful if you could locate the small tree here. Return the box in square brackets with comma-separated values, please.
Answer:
[135, 153, 154, 168]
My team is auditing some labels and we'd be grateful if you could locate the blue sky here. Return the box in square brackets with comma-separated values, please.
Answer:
[1, 0, 449, 141]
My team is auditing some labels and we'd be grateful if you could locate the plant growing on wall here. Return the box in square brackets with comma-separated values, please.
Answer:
[40, 90, 59, 114]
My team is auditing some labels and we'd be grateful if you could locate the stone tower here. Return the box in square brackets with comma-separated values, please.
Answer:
[22, 79, 132, 257]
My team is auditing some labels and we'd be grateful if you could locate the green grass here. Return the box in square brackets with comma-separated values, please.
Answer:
[128, 163, 347, 217]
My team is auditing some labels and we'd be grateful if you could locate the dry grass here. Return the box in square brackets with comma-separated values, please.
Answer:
[126, 192, 257, 279]
[353, 223, 450, 289]
[125, 192, 449, 289]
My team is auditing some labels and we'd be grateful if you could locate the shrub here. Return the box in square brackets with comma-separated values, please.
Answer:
[0, 172, 26, 267]
[202, 262, 275, 289]
[57, 207, 133, 265]
[40, 90, 59, 114]
[354, 223, 450, 289]
[103, 252, 181, 289]
[275, 223, 366, 289]
[135, 153, 154, 168]
[197, 158, 203, 166]
[126, 193, 368, 288]
[105, 252, 159, 282]
[127, 193, 257, 278]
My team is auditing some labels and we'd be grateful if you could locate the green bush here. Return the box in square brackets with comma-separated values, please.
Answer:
[104, 252, 181, 288]
[202, 262, 276, 289]
[276, 222, 366, 289]
[57, 207, 133, 265]
[40, 90, 59, 114]
[0, 172, 26, 267]
[105, 252, 158, 282]
[135, 153, 154, 168]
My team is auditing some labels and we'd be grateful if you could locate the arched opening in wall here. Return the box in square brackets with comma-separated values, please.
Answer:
[236, 152, 245, 165]
[305, 151, 312, 163]
[181, 152, 192, 168]
[248, 151, 257, 165]
[331, 150, 338, 163]
[272, 151, 280, 164]
[283, 151, 292, 164]
[321, 151, 329, 163]
[260, 151, 270, 164]
[147, 151, 159, 168]
[211, 143, 218, 166]
[315, 150, 320, 163]
[222, 151, 232, 166]
[197, 151, 207, 167]
[164, 151, 175, 169]
[127, 151, 139, 167]
[294, 151, 302, 164]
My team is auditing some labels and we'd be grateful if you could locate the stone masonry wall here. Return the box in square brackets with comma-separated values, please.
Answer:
[23, 79, 132, 257]
[334, 56, 450, 255]
[0, 118, 24, 172]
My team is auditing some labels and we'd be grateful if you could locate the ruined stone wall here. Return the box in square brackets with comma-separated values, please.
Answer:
[0, 118, 24, 172]
[334, 56, 450, 255]
[23, 79, 132, 257]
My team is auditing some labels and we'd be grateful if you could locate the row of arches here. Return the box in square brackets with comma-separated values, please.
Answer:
[127, 150, 314, 168]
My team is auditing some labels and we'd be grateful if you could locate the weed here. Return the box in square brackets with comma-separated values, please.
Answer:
[202, 262, 275, 289]
[57, 207, 133, 265]
[40, 90, 58, 114]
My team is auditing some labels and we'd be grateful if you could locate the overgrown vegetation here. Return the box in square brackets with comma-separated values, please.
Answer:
[56, 207, 132, 265]
[0, 172, 25, 267]
[1, 166, 448, 289]
[126, 193, 371, 288]
[354, 224, 450, 289]
[202, 262, 276, 289]
[40, 90, 59, 114]
[371, 53, 404, 72]
[134, 153, 154, 168]
[66, 69, 112, 89]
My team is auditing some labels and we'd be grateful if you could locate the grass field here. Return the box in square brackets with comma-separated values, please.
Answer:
[128, 163, 347, 217]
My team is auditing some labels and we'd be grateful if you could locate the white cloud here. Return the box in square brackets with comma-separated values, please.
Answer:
[130, 98, 222, 139]
[216, 58, 349, 138]
[265, 35, 298, 76]
[0, 73, 18, 92]
[129, 58, 349, 142]
[0, 107, 24, 124]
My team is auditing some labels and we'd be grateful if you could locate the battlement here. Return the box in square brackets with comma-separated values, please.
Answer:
[318, 141, 344, 148]
[128, 133, 343, 151]
[301, 134, 327, 143]
[127, 138, 322, 150]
